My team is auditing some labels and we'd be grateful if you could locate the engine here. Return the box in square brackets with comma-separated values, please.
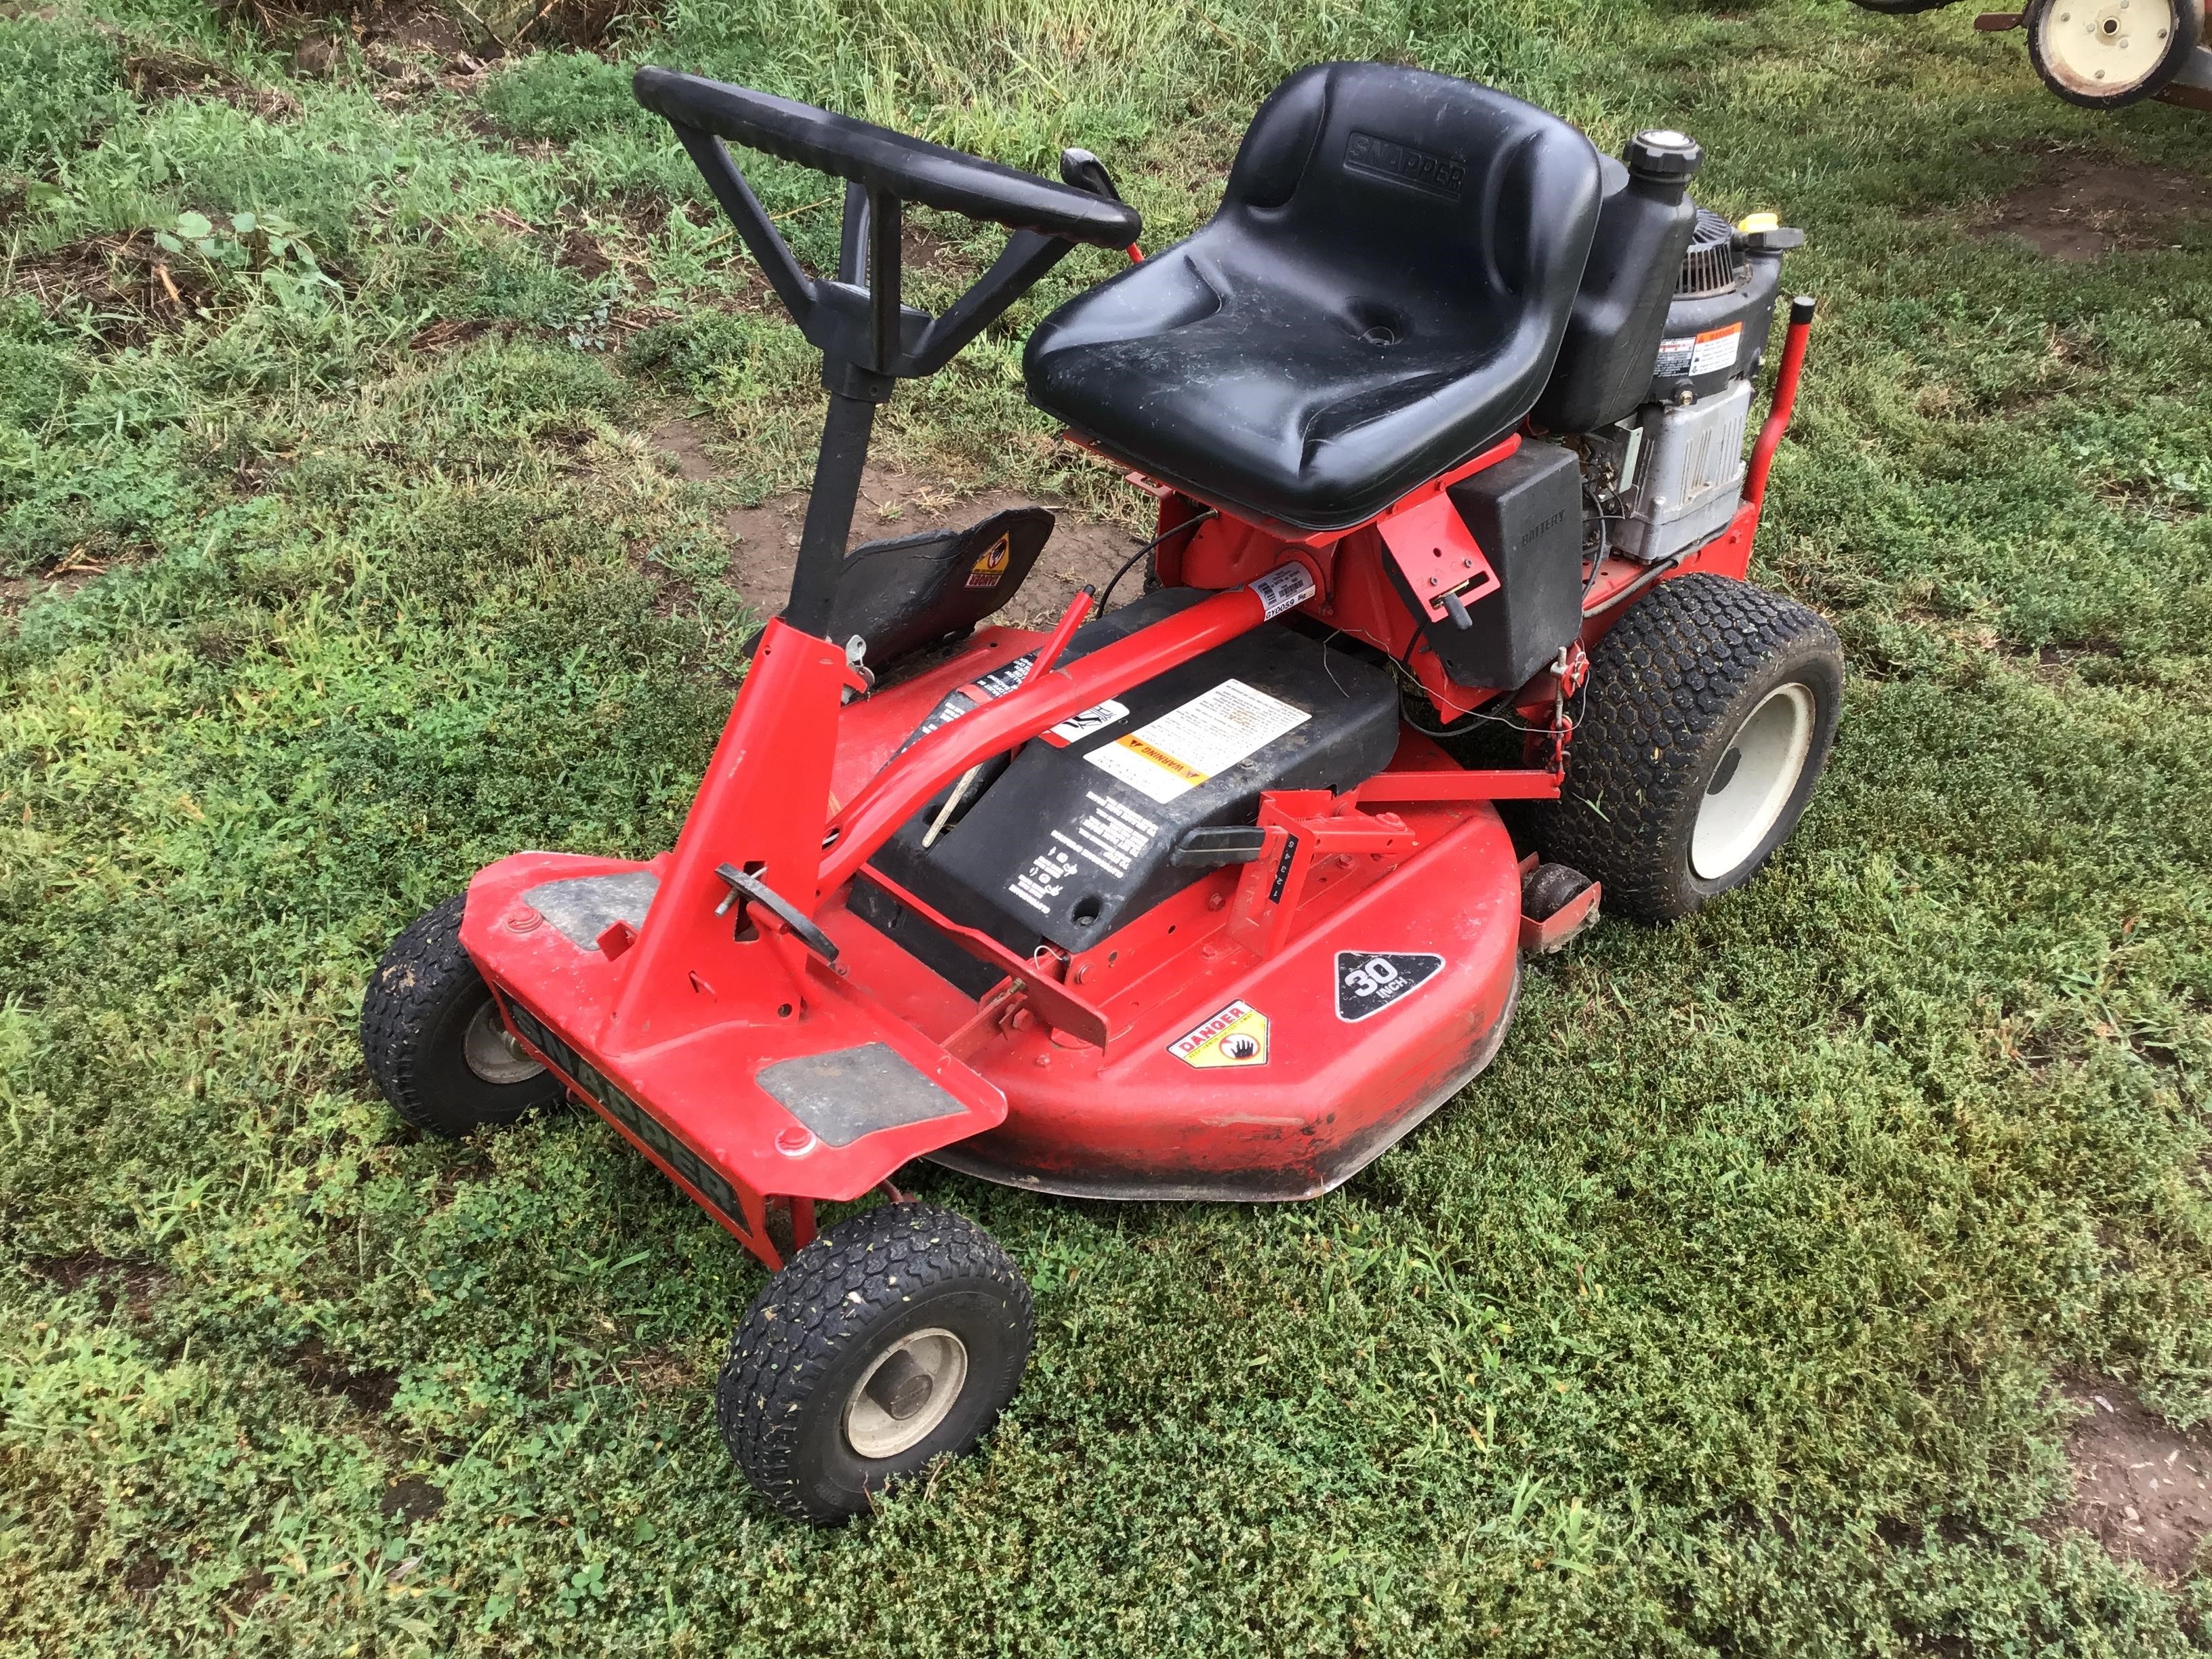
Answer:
[1532, 129, 1803, 567]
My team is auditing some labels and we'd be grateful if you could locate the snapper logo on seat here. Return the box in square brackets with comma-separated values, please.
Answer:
[965, 531, 1013, 589]
[1343, 130, 1467, 200]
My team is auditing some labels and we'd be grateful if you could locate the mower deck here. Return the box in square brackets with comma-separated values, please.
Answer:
[462, 622, 1529, 1240]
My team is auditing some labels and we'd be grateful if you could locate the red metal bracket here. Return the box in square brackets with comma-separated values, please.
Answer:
[1374, 489, 1500, 627]
[1227, 791, 1417, 958]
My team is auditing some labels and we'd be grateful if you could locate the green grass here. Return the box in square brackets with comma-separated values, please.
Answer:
[3, 0, 2211, 1652]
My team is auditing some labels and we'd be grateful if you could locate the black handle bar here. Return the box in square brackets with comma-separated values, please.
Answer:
[634, 68, 1140, 249]
[631, 68, 1143, 637]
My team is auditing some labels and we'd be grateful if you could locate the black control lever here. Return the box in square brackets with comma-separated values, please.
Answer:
[714, 863, 840, 962]
[1059, 147, 1123, 204]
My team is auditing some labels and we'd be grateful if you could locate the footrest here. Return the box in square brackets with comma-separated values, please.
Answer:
[466, 851, 1008, 1212]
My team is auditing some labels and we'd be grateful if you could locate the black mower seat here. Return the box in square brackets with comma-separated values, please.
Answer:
[1023, 63, 1603, 533]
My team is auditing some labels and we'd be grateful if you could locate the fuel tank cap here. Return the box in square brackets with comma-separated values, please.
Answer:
[1626, 128, 1704, 183]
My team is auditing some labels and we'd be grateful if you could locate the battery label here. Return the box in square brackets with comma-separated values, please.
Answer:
[1250, 562, 1317, 619]
[1084, 679, 1310, 806]
[1655, 321, 1742, 377]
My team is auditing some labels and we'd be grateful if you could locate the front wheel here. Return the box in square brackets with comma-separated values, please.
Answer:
[1535, 573, 1843, 922]
[361, 894, 562, 1136]
[718, 1202, 1033, 1524]
[2026, 0, 2200, 108]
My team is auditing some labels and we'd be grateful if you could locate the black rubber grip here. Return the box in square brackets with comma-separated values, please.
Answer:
[634, 68, 1142, 249]
[1790, 295, 1817, 325]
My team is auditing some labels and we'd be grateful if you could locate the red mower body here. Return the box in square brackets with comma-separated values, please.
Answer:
[455, 303, 1809, 1269]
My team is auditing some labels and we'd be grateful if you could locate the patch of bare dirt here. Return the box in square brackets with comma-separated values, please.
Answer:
[380, 1475, 445, 1521]
[709, 452, 1145, 628]
[14, 234, 227, 344]
[647, 415, 717, 483]
[2047, 1378, 2212, 1582]
[124, 49, 301, 120]
[1981, 161, 2212, 262]
[3, 553, 108, 622]
[26, 1250, 167, 1320]
[292, 1337, 399, 1416]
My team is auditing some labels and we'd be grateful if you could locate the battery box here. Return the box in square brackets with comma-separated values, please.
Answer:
[857, 588, 1398, 978]
[1384, 439, 1584, 692]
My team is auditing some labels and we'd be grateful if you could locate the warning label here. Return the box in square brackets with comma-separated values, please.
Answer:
[1006, 840, 1080, 916]
[1050, 790, 1158, 882]
[1041, 699, 1129, 747]
[1169, 1000, 1270, 1068]
[965, 531, 1012, 589]
[1654, 322, 1742, 378]
[1085, 679, 1309, 806]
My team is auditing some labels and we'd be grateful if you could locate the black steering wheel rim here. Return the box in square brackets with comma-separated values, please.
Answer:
[634, 68, 1141, 248]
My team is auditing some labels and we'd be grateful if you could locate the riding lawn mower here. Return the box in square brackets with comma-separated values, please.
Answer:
[361, 61, 1843, 1523]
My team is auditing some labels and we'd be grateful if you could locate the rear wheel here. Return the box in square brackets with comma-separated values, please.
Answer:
[2026, 0, 2200, 106]
[361, 895, 561, 1136]
[1535, 573, 1843, 922]
[718, 1201, 1033, 1524]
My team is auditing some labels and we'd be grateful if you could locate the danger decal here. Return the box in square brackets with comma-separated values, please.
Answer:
[1168, 1000, 1270, 1069]
[1334, 951, 1445, 1023]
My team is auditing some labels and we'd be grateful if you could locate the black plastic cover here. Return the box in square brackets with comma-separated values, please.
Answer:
[863, 588, 1399, 958]
[1650, 251, 1783, 405]
[827, 507, 1053, 669]
[1023, 62, 1602, 531]
[1385, 441, 1584, 691]
[1528, 148, 1698, 434]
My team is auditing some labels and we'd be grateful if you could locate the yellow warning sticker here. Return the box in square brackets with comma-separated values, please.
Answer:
[965, 532, 1012, 589]
[1168, 999, 1270, 1068]
[1086, 678, 1310, 805]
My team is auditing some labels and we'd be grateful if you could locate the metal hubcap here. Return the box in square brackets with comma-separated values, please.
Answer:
[843, 1328, 968, 1460]
[2043, 0, 2177, 91]
[1691, 682, 1816, 882]
[462, 999, 545, 1085]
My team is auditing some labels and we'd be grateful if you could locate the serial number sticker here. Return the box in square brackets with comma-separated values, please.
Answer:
[1084, 678, 1309, 805]
[1655, 322, 1742, 377]
[1040, 699, 1130, 747]
[965, 531, 1012, 589]
[1168, 999, 1270, 1068]
[1250, 562, 1317, 619]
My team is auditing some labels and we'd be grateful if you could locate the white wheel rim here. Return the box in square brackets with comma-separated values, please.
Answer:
[2039, 0, 2179, 94]
[462, 1000, 545, 1085]
[843, 1328, 968, 1460]
[1690, 682, 1816, 882]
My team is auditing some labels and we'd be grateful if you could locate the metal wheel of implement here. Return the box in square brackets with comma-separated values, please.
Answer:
[2026, 0, 2201, 106]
